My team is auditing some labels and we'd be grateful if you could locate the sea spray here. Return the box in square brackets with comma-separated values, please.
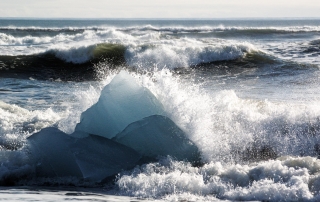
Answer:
[127, 70, 320, 163]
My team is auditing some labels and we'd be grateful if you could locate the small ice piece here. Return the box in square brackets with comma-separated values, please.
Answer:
[113, 115, 200, 162]
[74, 71, 166, 139]
[27, 127, 141, 181]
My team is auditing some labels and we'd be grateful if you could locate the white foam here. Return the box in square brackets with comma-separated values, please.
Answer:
[0, 33, 64, 46]
[125, 39, 256, 69]
[116, 156, 320, 201]
[0, 101, 61, 144]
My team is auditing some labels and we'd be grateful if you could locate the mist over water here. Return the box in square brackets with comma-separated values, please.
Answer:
[1, 19, 320, 201]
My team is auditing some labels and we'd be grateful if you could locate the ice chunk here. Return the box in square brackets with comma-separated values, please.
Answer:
[69, 133, 141, 180]
[71, 71, 199, 163]
[27, 128, 82, 178]
[27, 127, 141, 181]
[113, 115, 200, 162]
[74, 71, 166, 139]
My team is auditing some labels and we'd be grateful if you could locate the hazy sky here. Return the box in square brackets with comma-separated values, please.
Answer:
[1, 0, 320, 19]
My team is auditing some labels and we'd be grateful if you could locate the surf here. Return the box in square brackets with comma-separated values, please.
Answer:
[1, 19, 320, 201]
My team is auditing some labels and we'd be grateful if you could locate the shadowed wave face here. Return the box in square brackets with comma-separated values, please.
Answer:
[0, 43, 126, 81]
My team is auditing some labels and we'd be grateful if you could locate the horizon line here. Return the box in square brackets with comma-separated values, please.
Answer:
[1, 17, 320, 20]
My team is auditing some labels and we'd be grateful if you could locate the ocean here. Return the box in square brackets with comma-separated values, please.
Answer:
[1, 18, 320, 201]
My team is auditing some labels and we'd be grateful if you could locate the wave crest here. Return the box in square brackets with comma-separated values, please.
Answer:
[126, 40, 258, 69]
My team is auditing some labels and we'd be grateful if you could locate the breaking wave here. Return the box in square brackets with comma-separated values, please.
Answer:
[0, 39, 271, 81]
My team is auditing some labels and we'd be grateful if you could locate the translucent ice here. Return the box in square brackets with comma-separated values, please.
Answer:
[113, 115, 200, 162]
[74, 71, 166, 139]
[27, 127, 141, 181]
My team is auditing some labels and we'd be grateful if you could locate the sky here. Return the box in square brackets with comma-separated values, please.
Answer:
[0, 0, 320, 19]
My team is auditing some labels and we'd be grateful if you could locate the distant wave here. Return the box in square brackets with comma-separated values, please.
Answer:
[1, 25, 320, 34]
[1, 40, 261, 65]
[121, 25, 320, 34]
[0, 29, 127, 47]
[0, 43, 126, 81]
[125, 41, 262, 69]
[0, 26, 94, 32]
[0, 32, 62, 46]
[0, 38, 296, 81]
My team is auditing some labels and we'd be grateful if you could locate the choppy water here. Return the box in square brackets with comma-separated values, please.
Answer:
[1, 19, 320, 201]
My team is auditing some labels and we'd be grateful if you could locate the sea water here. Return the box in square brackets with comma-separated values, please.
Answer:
[1, 18, 320, 201]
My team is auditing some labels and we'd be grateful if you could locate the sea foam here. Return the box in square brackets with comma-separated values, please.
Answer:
[116, 156, 320, 201]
